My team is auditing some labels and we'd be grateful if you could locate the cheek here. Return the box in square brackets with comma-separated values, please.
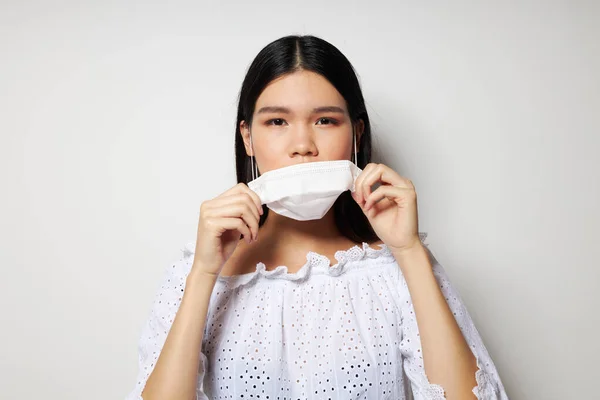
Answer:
[253, 135, 285, 172]
[320, 131, 354, 158]
[259, 154, 281, 173]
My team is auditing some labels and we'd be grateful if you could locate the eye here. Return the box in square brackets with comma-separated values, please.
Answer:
[266, 118, 287, 126]
[316, 117, 339, 125]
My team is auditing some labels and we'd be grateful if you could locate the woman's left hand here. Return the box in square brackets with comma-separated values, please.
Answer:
[352, 163, 421, 253]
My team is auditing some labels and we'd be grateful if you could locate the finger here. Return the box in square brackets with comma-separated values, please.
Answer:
[374, 164, 411, 188]
[205, 192, 262, 240]
[213, 217, 253, 243]
[230, 193, 261, 239]
[217, 183, 243, 198]
[359, 165, 380, 203]
[364, 185, 407, 210]
[206, 202, 259, 241]
[354, 163, 376, 204]
[239, 184, 264, 216]
[225, 183, 263, 215]
[209, 193, 261, 224]
[361, 164, 412, 204]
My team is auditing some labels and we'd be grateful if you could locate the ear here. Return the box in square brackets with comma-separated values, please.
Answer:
[355, 119, 365, 148]
[240, 120, 253, 156]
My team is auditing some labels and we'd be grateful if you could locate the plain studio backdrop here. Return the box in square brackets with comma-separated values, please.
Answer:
[1, 1, 598, 399]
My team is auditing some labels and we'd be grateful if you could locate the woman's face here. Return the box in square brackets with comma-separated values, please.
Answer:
[241, 70, 363, 175]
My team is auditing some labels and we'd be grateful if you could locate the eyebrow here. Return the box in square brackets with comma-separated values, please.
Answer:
[256, 106, 347, 115]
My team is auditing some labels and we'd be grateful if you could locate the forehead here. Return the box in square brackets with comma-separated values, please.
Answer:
[254, 70, 347, 111]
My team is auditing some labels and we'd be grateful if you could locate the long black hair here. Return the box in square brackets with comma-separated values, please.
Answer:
[234, 35, 379, 244]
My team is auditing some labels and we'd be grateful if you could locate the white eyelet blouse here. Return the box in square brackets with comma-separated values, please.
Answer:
[126, 233, 508, 399]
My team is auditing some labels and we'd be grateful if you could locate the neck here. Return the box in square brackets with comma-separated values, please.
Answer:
[260, 208, 341, 247]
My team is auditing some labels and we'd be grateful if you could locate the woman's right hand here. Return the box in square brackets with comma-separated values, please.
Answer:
[192, 183, 263, 277]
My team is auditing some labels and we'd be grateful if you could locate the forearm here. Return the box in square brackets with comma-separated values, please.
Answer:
[142, 266, 217, 400]
[392, 244, 478, 400]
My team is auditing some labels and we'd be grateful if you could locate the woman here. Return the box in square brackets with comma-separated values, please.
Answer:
[127, 35, 508, 400]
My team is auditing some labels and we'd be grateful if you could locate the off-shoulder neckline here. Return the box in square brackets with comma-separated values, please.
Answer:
[219, 241, 391, 281]
[183, 233, 428, 288]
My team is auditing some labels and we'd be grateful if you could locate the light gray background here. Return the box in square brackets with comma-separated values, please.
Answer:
[1, 1, 598, 399]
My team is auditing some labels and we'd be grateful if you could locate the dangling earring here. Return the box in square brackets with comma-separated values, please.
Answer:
[352, 126, 358, 166]
[249, 131, 258, 181]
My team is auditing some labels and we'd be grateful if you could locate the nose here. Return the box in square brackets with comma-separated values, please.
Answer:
[289, 126, 318, 159]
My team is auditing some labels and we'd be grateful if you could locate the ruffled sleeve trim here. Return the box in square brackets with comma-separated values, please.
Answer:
[471, 357, 504, 399]
[398, 243, 508, 400]
[408, 361, 500, 400]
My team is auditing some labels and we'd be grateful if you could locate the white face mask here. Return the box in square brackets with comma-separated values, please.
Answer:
[248, 159, 362, 221]
[246, 127, 361, 221]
